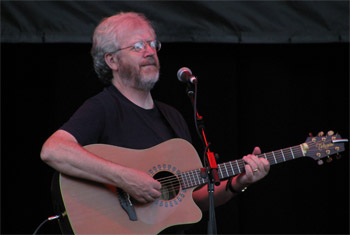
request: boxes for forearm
[193,175,248,211]
[40,130,126,187]
[193,151,270,211]
[41,130,162,203]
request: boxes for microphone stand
[186,82,220,235]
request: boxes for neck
[112,78,154,109]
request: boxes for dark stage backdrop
[2,1,349,43]
[1,42,349,234]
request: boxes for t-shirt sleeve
[60,97,105,146]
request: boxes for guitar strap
[154,101,192,143]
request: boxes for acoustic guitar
[52,132,347,234]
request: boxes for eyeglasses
[115,40,161,53]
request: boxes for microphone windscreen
[177,67,192,82]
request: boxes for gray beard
[120,70,159,91]
[134,72,159,91]
[118,59,159,91]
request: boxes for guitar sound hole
[153,171,180,200]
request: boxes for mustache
[140,56,159,67]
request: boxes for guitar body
[57,139,203,234]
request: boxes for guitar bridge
[116,188,137,221]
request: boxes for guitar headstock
[303,131,347,165]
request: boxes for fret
[299,145,305,156]
[196,169,205,185]
[229,161,235,176]
[238,160,245,173]
[188,171,194,187]
[218,166,223,179]
[290,147,295,159]
[179,174,187,188]
[191,171,198,187]
[188,171,195,187]
[194,169,199,184]
[180,173,188,189]
[223,164,228,178]
[217,164,229,179]
[195,169,202,185]
[282,148,292,161]
[235,160,241,173]
[265,152,276,165]
[193,170,200,186]
[183,172,188,187]
[272,151,277,163]
[274,150,283,163]
[280,149,286,161]
[263,153,267,160]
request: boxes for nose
[143,43,156,57]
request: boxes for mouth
[140,63,159,71]
[141,64,156,67]
[140,57,158,68]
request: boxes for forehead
[117,20,156,45]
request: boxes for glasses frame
[114,40,161,53]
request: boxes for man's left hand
[236,147,270,186]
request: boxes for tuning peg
[326,156,333,163]
[318,131,324,137]
[327,130,334,136]
[317,160,324,165]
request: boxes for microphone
[177,67,197,84]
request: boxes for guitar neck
[179,144,305,190]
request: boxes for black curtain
[2,1,349,43]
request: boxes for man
[40,11,270,231]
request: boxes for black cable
[193,82,204,147]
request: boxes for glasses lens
[151,40,161,51]
[133,41,145,52]
[131,40,161,52]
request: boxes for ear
[104,52,119,71]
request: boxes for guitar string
[157,148,333,193]
[155,138,341,192]
[159,140,336,188]
[166,140,335,185]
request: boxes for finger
[246,155,262,169]
[252,146,261,155]
[261,158,270,172]
[243,155,258,173]
[243,164,254,179]
[141,196,154,203]
[152,180,162,191]
[135,196,148,204]
[150,188,162,199]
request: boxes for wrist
[226,176,248,194]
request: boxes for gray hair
[91,12,155,84]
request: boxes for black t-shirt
[60,85,191,148]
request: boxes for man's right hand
[119,168,162,204]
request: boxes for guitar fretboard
[179,144,305,189]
